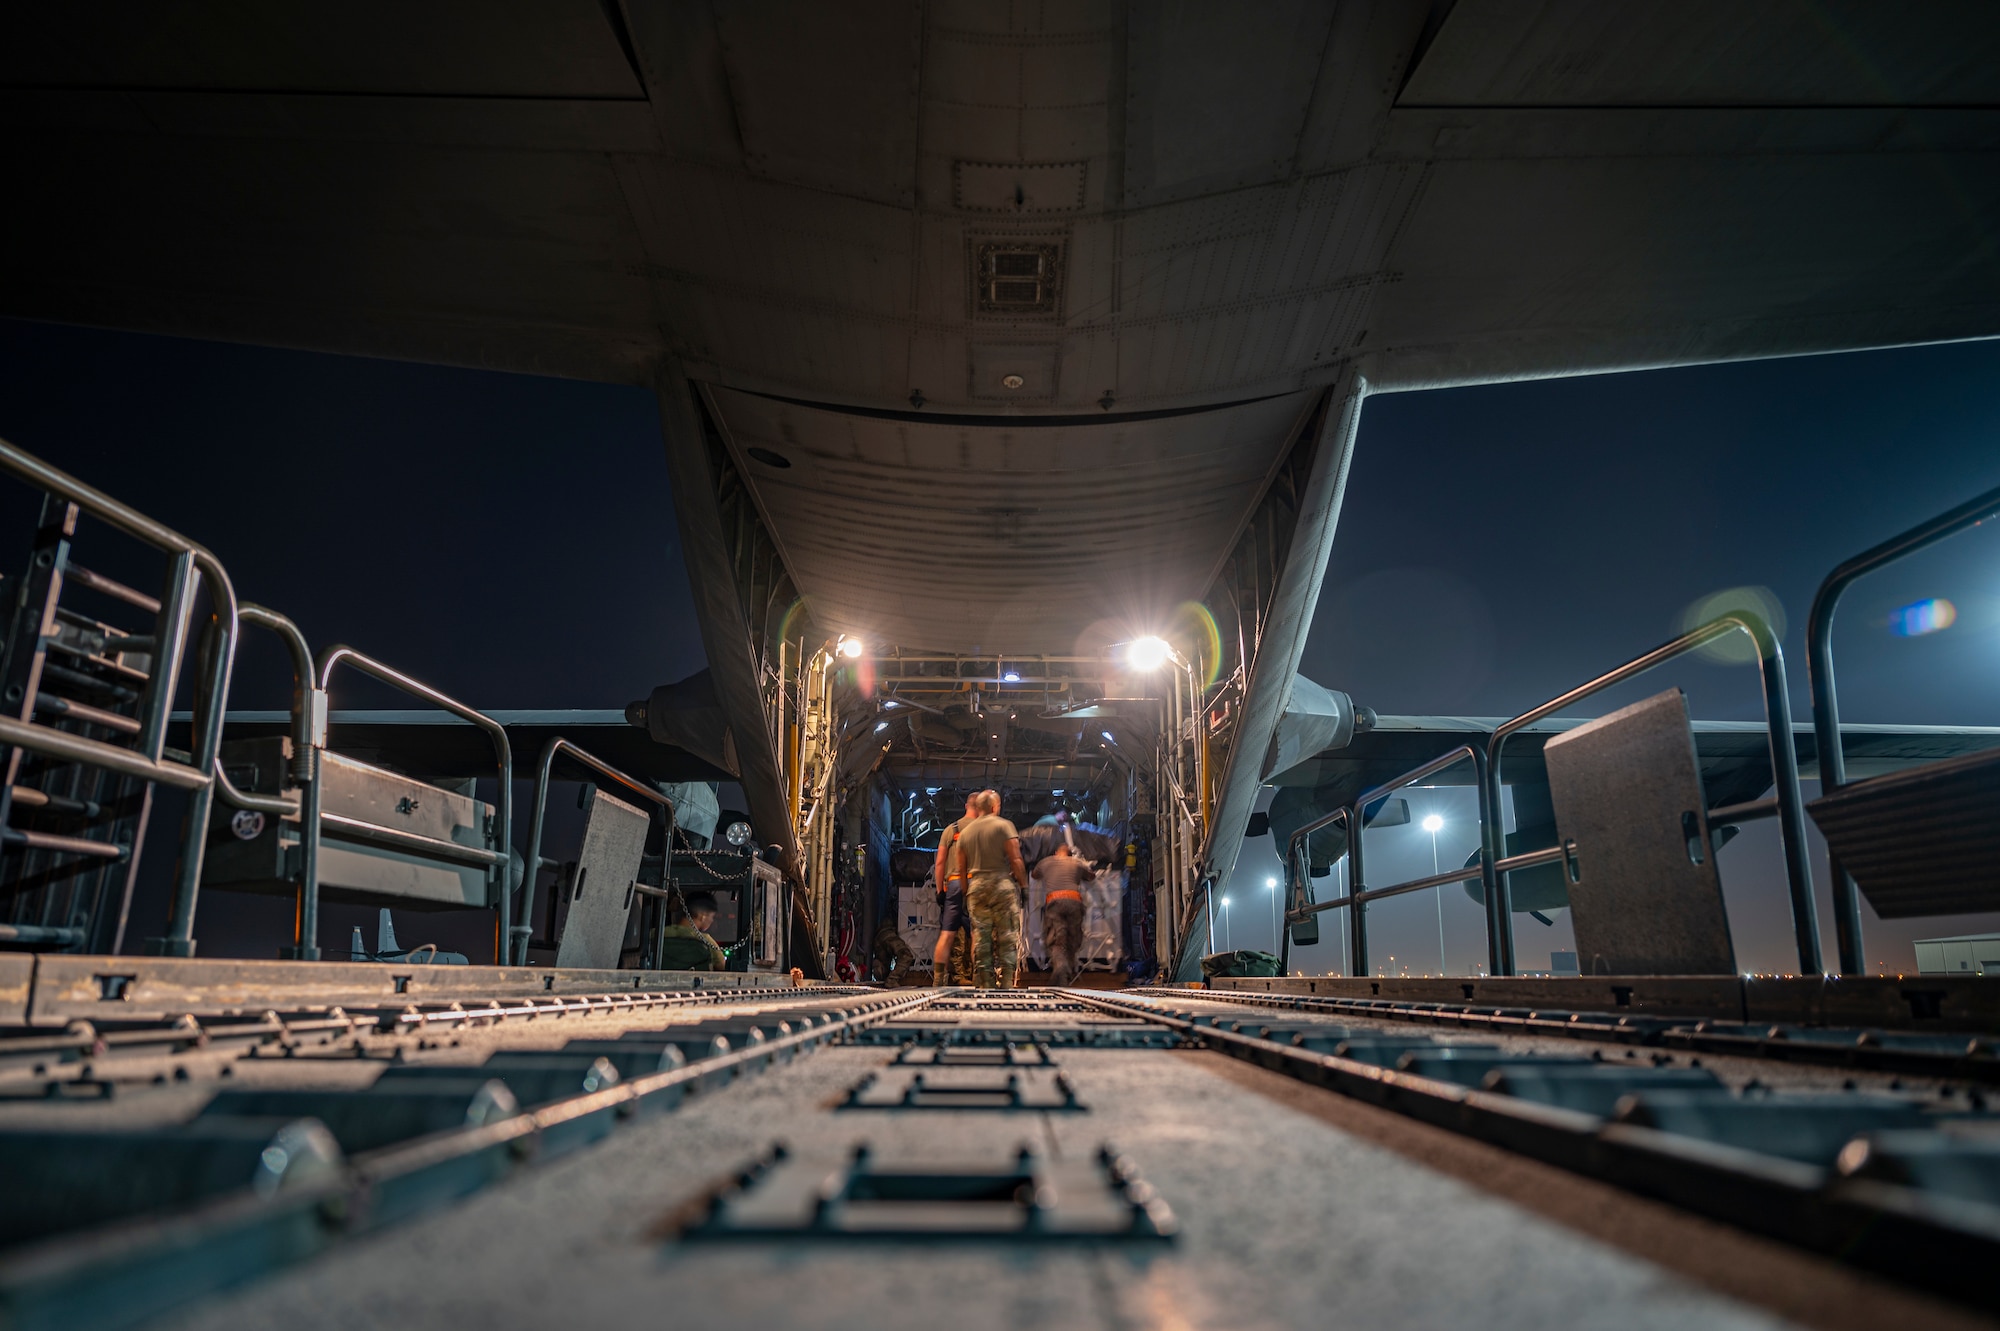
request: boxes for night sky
[3,317,1996,972]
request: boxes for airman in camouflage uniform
[958,790,1027,988]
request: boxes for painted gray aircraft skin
[4,2,1999,922]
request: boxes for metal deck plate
[1545,690,1736,975]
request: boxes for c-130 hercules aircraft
[2,3,2000,1328]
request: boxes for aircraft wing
[1266,714,2000,860]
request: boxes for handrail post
[1748,616,1820,975]
[1479,747,1513,976]
[134,552,197,763]
[151,552,242,957]
[1807,483,2000,976]
[1347,810,1366,977]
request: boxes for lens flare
[1890,597,1957,637]
[1678,585,1787,664]
[1168,600,1224,686]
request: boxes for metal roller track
[1136,986,2000,1083]
[9,982,2000,1326]
[1077,988,2000,1309]
[0,984,922,1331]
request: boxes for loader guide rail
[1078,987,2000,1308]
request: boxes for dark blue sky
[1302,342,2000,729]
[3,318,1997,970]
[0,318,707,714]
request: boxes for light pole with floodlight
[1266,875,1281,953]
[1422,812,1446,975]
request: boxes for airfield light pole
[1220,895,1232,951]
[1423,812,1447,975]
[1266,875,1280,953]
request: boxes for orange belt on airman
[1045,889,1083,902]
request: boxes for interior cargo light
[874,721,890,733]
[837,636,865,658]
[1126,636,1171,671]
[1101,731,1115,742]
[1002,671,1021,682]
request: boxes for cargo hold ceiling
[702,385,1316,656]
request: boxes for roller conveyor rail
[1083,987,2000,1306]
[0,981,906,1327]
[5,982,1999,1326]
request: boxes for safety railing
[300,647,512,962]
[1483,610,1816,977]
[1808,481,2000,975]
[1282,609,1817,978]
[1281,747,1498,977]
[0,438,243,957]
[209,605,315,820]
[514,737,676,966]
[154,606,317,957]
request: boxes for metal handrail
[1278,612,1815,980]
[0,438,244,958]
[209,606,319,820]
[318,812,510,867]
[1279,748,1490,977]
[1807,482,2000,976]
[1351,745,1486,977]
[242,606,318,787]
[514,737,676,966]
[302,646,512,962]
[1482,610,1816,977]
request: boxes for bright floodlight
[1126,636,1172,670]
[837,636,865,658]
[1422,814,1444,833]
[1002,670,1021,682]
[1220,895,1231,907]
[1265,877,1278,888]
